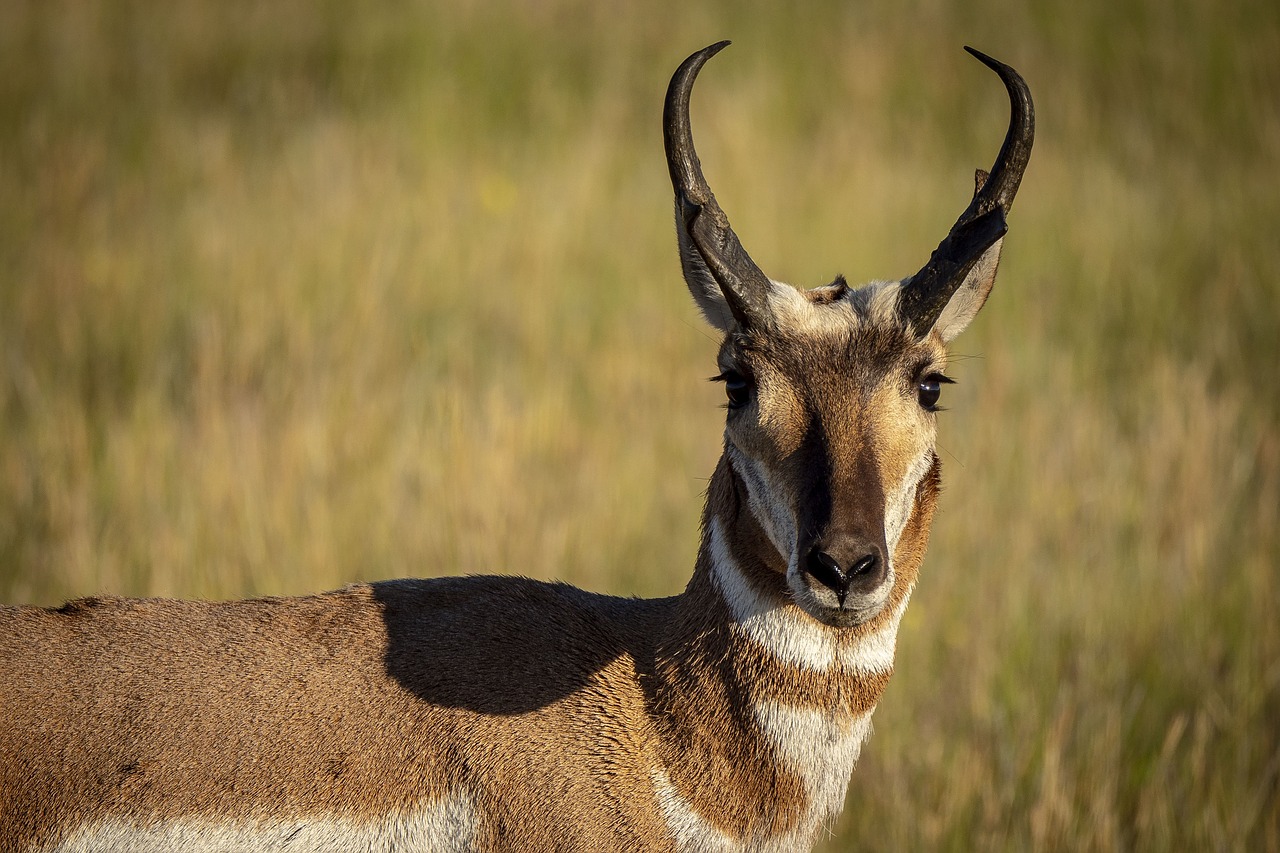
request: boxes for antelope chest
[753,700,876,830]
[651,702,875,853]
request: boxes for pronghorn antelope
[0,42,1033,852]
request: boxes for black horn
[898,48,1035,337]
[664,41,774,327]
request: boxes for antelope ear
[931,240,1002,342]
[675,201,736,332]
[931,169,1003,343]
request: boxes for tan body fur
[0,41,1031,853]
[0,454,937,852]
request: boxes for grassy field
[2,0,1277,848]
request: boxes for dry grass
[2,0,1277,848]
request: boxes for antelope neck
[644,455,905,843]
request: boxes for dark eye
[917,373,954,411]
[715,370,753,410]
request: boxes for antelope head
[666,42,1033,628]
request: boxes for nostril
[849,553,879,577]
[802,547,886,607]
[805,550,847,597]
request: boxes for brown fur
[0,448,939,850]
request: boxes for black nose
[802,548,882,605]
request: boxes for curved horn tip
[696,40,733,61]
[664,40,735,209]
[664,38,775,329]
[962,46,1034,104]
[963,45,1003,69]
[671,41,732,83]
[962,45,1025,80]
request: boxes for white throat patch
[707,517,912,674]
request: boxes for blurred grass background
[1,0,1277,848]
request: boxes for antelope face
[665,42,1033,627]
[714,282,947,626]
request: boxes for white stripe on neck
[754,703,875,843]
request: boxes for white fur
[762,278,906,336]
[654,698,876,852]
[651,768,740,853]
[838,586,913,674]
[709,518,910,678]
[691,266,905,338]
[785,559,895,623]
[764,281,855,334]
[44,793,479,853]
[753,703,875,845]
[709,517,837,672]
